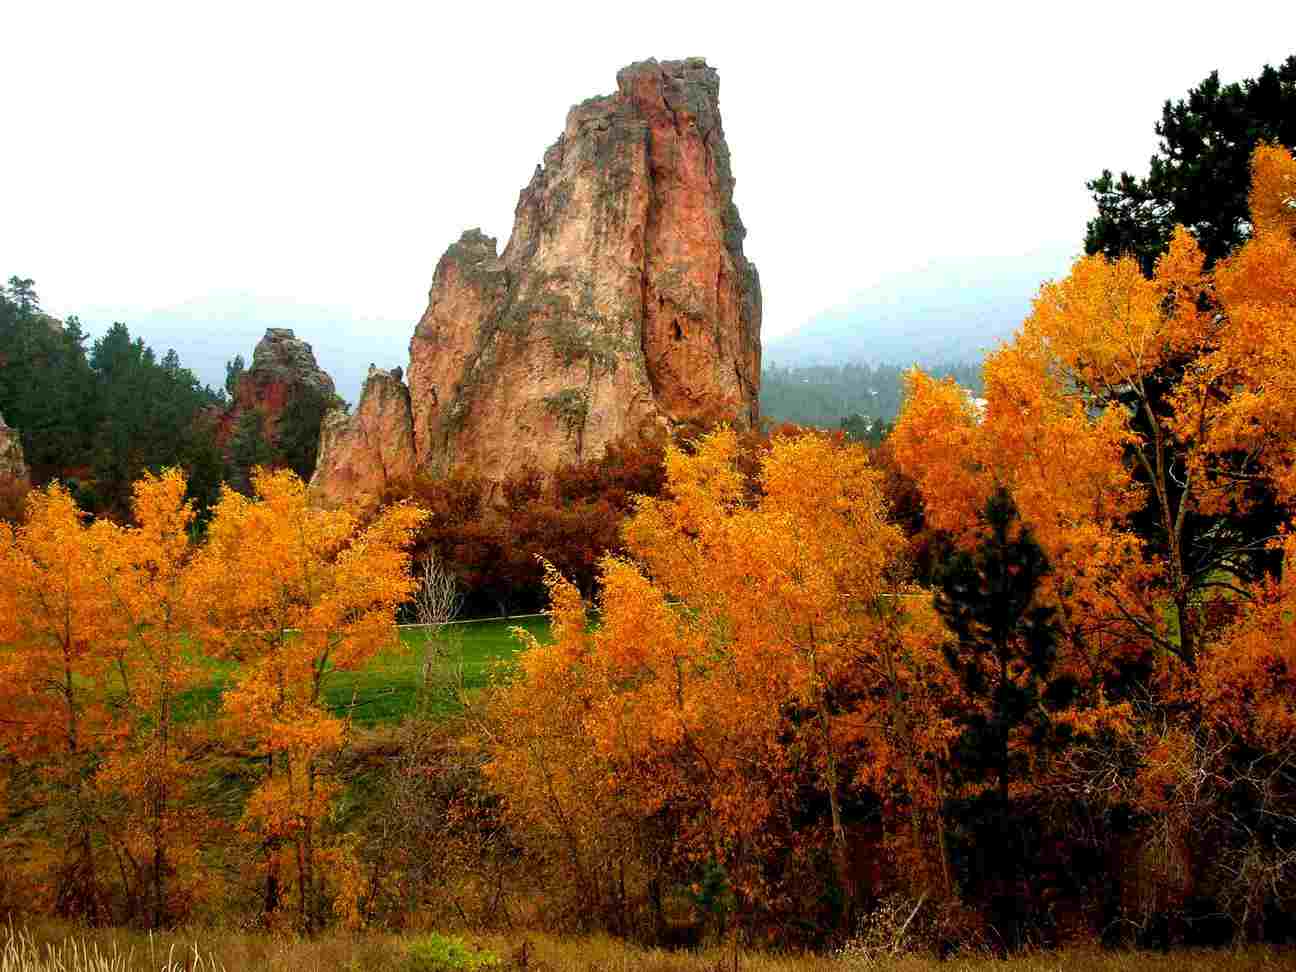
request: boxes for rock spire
[313,57,761,500]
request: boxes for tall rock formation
[313,56,761,501]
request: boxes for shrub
[403,933,500,972]
[837,893,987,965]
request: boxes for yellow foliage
[1249,141,1296,238]
[490,430,957,908]
[192,467,426,929]
[1176,146,1296,506]
[0,466,429,928]
[889,370,987,542]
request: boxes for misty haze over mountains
[763,246,1077,367]
[70,245,1078,408]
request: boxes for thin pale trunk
[263,636,288,921]
[296,831,309,931]
[113,843,140,924]
[530,735,597,919]
[300,761,317,932]
[264,855,281,918]
[810,647,852,923]
[933,758,953,896]
[151,677,171,930]
[879,618,928,875]
[61,636,99,919]
[1141,399,1196,668]
[64,654,79,756]
[820,703,847,853]
[822,713,852,907]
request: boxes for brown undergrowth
[2,925,1291,972]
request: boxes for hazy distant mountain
[66,247,1077,412]
[765,248,1077,367]
[74,295,411,407]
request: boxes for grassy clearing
[174,617,551,726]
[2,924,1291,972]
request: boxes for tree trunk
[998,649,1011,807]
[934,759,954,897]
[815,670,853,927]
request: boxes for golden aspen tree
[892,146,1296,939]
[490,430,957,933]
[887,371,989,543]
[893,226,1228,673]
[1174,144,1296,503]
[1188,144,1296,818]
[88,469,209,927]
[0,485,117,919]
[892,361,1143,751]
[189,468,426,930]
[486,565,653,934]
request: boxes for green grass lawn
[176,616,551,726]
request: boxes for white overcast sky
[4,1,1294,344]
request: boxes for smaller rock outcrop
[310,366,416,507]
[0,412,31,490]
[233,328,337,437]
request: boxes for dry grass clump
[0,924,222,971]
[1,923,1291,972]
[2,923,415,972]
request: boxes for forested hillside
[761,360,983,429]
[76,293,407,407]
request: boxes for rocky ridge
[313,57,761,501]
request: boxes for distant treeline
[760,360,984,429]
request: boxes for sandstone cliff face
[234,328,336,437]
[0,412,31,490]
[310,367,416,507]
[313,56,761,501]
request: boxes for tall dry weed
[0,923,223,972]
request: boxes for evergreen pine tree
[1085,56,1296,273]
[934,486,1059,804]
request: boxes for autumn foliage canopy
[484,145,1296,945]
[0,468,425,930]
[0,146,1294,950]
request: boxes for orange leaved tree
[87,468,210,927]
[189,468,426,930]
[892,144,1296,941]
[0,485,117,919]
[488,429,957,939]
[895,146,1296,681]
